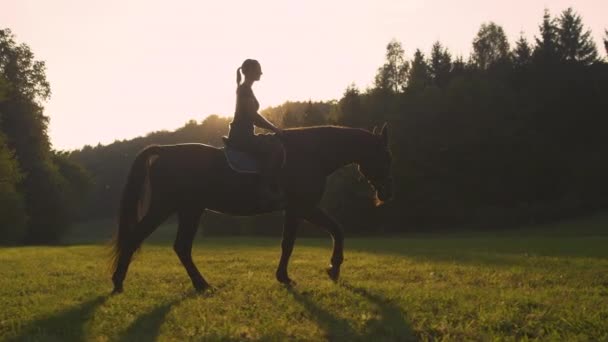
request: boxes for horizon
[3,0,607,150]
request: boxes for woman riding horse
[228,59,284,202]
[109,64,393,293]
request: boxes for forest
[1,8,607,243]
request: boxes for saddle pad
[223,146,260,173]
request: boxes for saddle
[222,136,286,174]
[222,137,260,173]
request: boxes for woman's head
[236,59,262,86]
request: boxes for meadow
[1,216,607,341]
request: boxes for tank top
[229,85,259,140]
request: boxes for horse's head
[358,123,393,205]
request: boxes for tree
[374,39,409,93]
[472,22,510,69]
[338,84,364,127]
[512,35,533,68]
[303,100,325,126]
[66,8,608,234]
[450,56,468,76]
[604,30,608,55]
[0,29,50,103]
[556,8,598,65]
[0,134,27,244]
[282,109,299,128]
[407,49,431,92]
[429,41,452,88]
[0,28,72,243]
[534,9,560,64]
[52,151,92,219]
[0,76,27,243]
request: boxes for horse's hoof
[326,265,340,282]
[280,280,297,288]
[194,283,212,293]
[111,287,123,295]
[276,273,296,286]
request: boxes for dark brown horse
[110,124,393,293]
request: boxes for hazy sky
[2,0,606,150]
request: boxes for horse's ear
[372,126,379,135]
[381,122,388,146]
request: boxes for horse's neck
[317,128,372,175]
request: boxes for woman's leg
[256,135,283,189]
[231,134,283,200]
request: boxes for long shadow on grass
[7,295,107,342]
[341,282,417,341]
[286,287,357,341]
[117,292,197,342]
[287,284,417,341]
[346,236,608,268]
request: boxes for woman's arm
[240,93,283,135]
[253,113,282,135]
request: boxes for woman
[228,59,284,202]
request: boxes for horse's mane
[283,125,374,155]
[284,125,367,133]
[283,126,374,150]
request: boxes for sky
[2,0,606,150]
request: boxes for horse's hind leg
[303,207,344,282]
[174,208,209,292]
[112,207,172,293]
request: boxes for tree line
[0,29,91,244]
[334,8,608,229]
[267,8,608,231]
[1,8,607,243]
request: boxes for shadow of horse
[287,283,417,341]
[117,291,200,342]
[341,282,417,341]
[286,286,357,340]
[7,295,107,342]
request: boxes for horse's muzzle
[377,184,393,202]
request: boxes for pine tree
[512,34,533,68]
[534,9,560,64]
[556,8,598,65]
[429,41,452,88]
[407,49,431,92]
[339,84,364,127]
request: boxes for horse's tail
[110,145,162,274]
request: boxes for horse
[110,124,393,293]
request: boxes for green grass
[1,217,608,341]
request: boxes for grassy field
[1,217,608,341]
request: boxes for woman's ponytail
[236,59,259,89]
[236,67,242,88]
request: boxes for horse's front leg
[303,207,344,282]
[276,209,301,285]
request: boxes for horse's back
[145,143,264,212]
[156,143,222,160]
[154,143,221,155]
[148,143,228,179]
